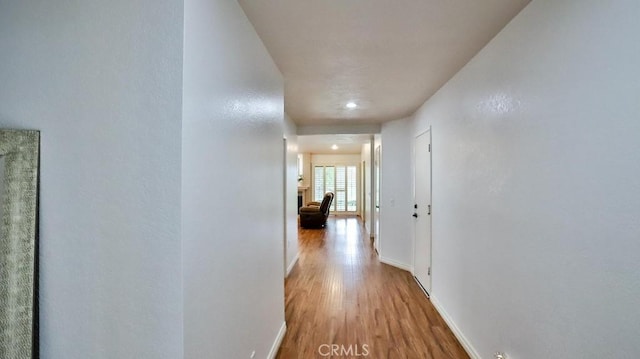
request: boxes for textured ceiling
[239,0,530,125]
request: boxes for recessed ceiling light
[331,144,339,150]
[346,102,357,109]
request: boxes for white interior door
[413,130,432,295]
[374,145,381,251]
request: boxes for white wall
[0,1,184,358]
[409,0,640,357]
[299,152,311,188]
[379,119,413,270]
[310,154,361,165]
[284,114,299,275]
[182,0,285,358]
[297,124,381,136]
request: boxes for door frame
[412,127,432,295]
[361,160,366,220]
[283,137,288,277]
[374,144,381,252]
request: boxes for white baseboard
[267,321,287,359]
[430,295,481,359]
[378,256,412,272]
[286,253,299,277]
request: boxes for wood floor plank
[277,216,469,359]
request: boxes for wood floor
[276,216,469,359]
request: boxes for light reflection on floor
[277,215,470,358]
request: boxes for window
[314,164,357,212]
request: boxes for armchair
[299,192,334,228]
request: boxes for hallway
[277,217,468,358]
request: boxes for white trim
[379,256,413,272]
[430,296,481,359]
[267,321,287,359]
[286,253,299,277]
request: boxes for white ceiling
[298,134,371,154]
[239,0,530,126]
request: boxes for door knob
[412,213,418,218]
